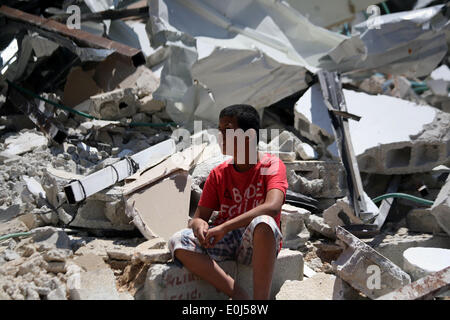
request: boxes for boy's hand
[191,218,209,247]
[204,225,227,248]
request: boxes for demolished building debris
[1,0,450,301]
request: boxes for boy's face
[218,116,257,164]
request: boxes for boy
[169,104,288,300]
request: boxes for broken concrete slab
[403,247,450,281]
[431,175,450,236]
[295,84,449,174]
[31,227,71,250]
[323,197,364,229]
[134,248,171,264]
[0,131,48,159]
[332,226,411,299]
[285,161,347,198]
[276,273,362,300]
[280,204,310,249]
[305,214,336,239]
[68,268,120,300]
[125,171,192,241]
[377,266,450,300]
[144,249,303,300]
[72,253,110,272]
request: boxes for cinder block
[285,161,347,198]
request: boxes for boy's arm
[204,188,284,248]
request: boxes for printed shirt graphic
[198,153,288,230]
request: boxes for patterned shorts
[169,215,282,267]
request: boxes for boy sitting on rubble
[169,104,288,300]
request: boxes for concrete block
[332,227,411,299]
[144,249,303,300]
[280,204,310,249]
[403,247,450,281]
[305,214,336,239]
[135,248,171,264]
[145,261,237,300]
[323,197,363,228]
[68,268,120,300]
[285,161,347,198]
[431,175,450,236]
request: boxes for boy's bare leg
[174,249,250,299]
[252,223,276,300]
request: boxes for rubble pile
[1,0,450,300]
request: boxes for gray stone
[280,204,310,249]
[42,249,73,262]
[305,214,336,239]
[68,268,120,300]
[3,249,20,261]
[135,248,171,264]
[31,227,71,250]
[47,286,67,300]
[332,227,411,299]
[275,273,361,300]
[323,198,363,228]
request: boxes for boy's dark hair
[219,104,260,141]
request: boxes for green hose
[0,231,33,243]
[372,193,434,206]
[381,2,390,14]
[5,80,177,128]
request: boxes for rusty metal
[377,266,450,300]
[0,5,145,67]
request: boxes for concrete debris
[276,273,362,300]
[1,0,450,302]
[295,83,449,174]
[280,204,311,249]
[67,268,120,300]
[332,226,411,299]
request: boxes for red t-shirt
[198,153,288,230]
